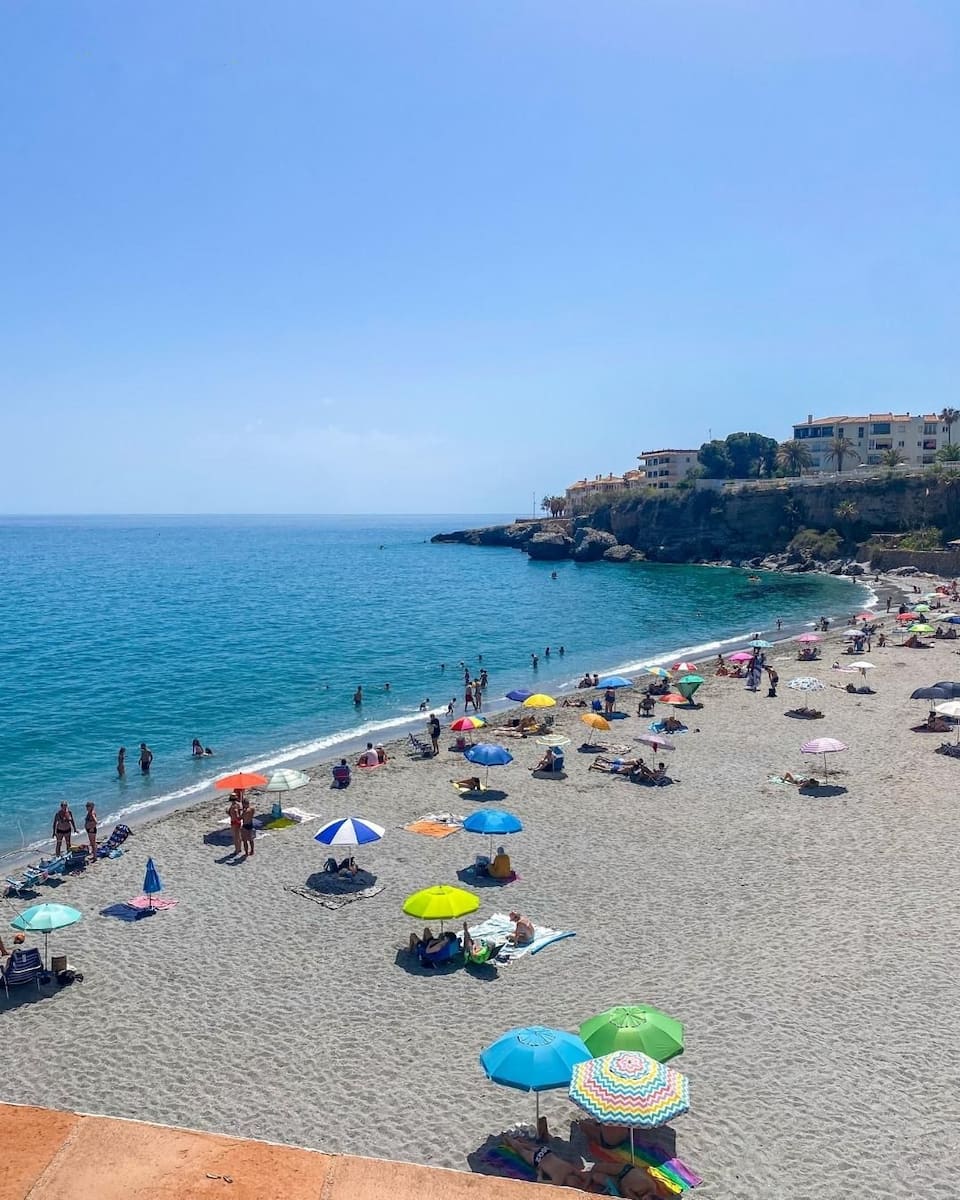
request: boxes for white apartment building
[792,413,950,469]
[636,449,699,489]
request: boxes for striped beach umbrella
[314,817,385,847]
[450,715,486,731]
[800,736,847,779]
[569,1051,690,1164]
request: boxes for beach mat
[404,814,463,837]
[468,912,574,962]
[284,876,384,910]
[457,865,519,887]
[127,896,178,910]
[585,1136,702,1194]
[471,1139,536,1183]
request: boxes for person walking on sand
[138,742,153,773]
[240,796,256,857]
[84,801,98,860]
[227,792,243,856]
[117,746,126,778]
[52,802,77,855]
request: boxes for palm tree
[936,443,960,463]
[880,448,905,467]
[825,434,860,474]
[776,439,813,477]
[939,407,959,445]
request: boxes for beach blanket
[468,912,575,962]
[586,1136,702,1194]
[476,1141,536,1183]
[404,812,463,837]
[127,896,178,910]
[649,721,687,734]
[284,881,384,910]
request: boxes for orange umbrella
[581,713,611,731]
[214,772,268,792]
[659,693,688,705]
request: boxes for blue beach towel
[468,912,575,962]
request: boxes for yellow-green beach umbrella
[523,693,556,708]
[909,623,935,634]
[403,884,479,930]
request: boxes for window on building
[867,454,881,465]
[857,426,865,439]
[871,422,891,434]
[898,441,905,447]
[923,423,937,435]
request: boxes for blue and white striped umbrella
[314,817,385,847]
[787,677,825,692]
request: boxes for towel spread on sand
[476,1142,536,1182]
[404,813,464,837]
[284,881,384,910]
[126,896,178,910]
[585,1137,702,1193]
[649,721,687,734]
[468,912,574,962]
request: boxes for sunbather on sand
[501,1133,663,1197]
[781,772,818,787]
[453,776,483,790]
[660,715,683,732]
[589,756,640,775]
[407,928,459,965]
[507,910,535,945]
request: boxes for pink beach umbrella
[796,633,821,644]
[728,651,753,663]
[637,733,675,752]
[800,737,848,780]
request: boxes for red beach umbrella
[659,693,688,705]
[214,772,268,792]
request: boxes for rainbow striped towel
[587,1138,702,1194]
[477,1141,536,1182]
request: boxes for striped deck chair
[2,947,43,996]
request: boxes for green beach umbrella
[677,674,703,702]
[914,603,931,614]
[909,623,935,634]
[580,1005,685,1063]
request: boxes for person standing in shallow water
[117,747,126,778]
[353,685,363,706]
[138,742,153,773]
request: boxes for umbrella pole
[630,1126,636,1167]
[535,1091,540,1128]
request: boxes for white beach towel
[468,912,575,963]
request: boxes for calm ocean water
[0,515,869,857]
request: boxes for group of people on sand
[502,1123,666,1198]
[407,911,533,968]
[590,756,669,784]
[226,791,256,857]
[52,800,98,859]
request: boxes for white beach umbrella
[265,769,310,793]
[935,700,960,742]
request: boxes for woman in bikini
[240,798,256,857]
[227,793,243,856]
[84,802,98,861]
[52,802,77,856]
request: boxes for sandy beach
[3,575,960,1199]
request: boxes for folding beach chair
[1,947,43,996]
[408,732,433,758]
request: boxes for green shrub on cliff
[899,526,943,551]
[788,527,841,559]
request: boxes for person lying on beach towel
[561,697,588,707]
[589,756,640,775]
[501,1133,665,1197]
[631,761,671,786]
[453,776,483,791]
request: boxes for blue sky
[1,1,957,513]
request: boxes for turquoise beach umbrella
[11,902,82,969]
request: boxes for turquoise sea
[0,515,870,857]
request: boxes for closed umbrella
[143,858,162,912]
[463,743,514,786]
[402,884,479,931]
[579,1005,684,1063]
[10,902,82,970]
[800,737,847,780]
[481,1026,592,1124]
[463,808,523,857]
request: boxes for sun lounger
[1,947,44,996]
[4,866,46,897]
[408,732,433,758]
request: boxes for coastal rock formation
[602,543,645,563]
[571,528,617,561]
[525,530,574,560]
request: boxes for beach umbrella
[856,662,876,670]
[463,742,513,786]
[948,616,960,625]
[214,771,268,793]
[896,612,919,622]
[659,693,688,705]
[569,1051,690,1165]
[481,1026,592,1124]
[788,677,825,692]
[142,858,162,912]
[679,674,704,685]
[750,639,772,649]
[522,693,556,708]
[402,884,479,931]
[728,651,752,663]
[264,769,310,811]
[935,700,960,741]
[841,629,861,639]
[676,681,701,702]
[579,1005,684,1063]
[463,808,523,858]
[672,661,699,673]
[796,633,821,644]
[909,624,935,635]
[314,817,385,847]
[856,612,874,621]
[915,603,931,614]
[645,666,672,678]
[581,712,611,732]
[10,902,82,970]
[930,682,960,698]
[800,736,848,779]
[535,734,571,748]
[597,676,633,689]
[505,689,534,703]
[637,733,675,752]
[450,716,486,732]
[910,685,951,702]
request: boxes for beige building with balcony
[792,413,950,469]
[636,449,699,489]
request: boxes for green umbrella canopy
[580,1005,684,1062]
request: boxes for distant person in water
[353,686,363,706]
[545,646,551,657]
[440,663,445,671]
[139,742,153,773]
[531,653,539,668]
[117,746,126,778]
[192,738,204,757]
[558,645,564,655]
[52,802,77,856]
[384,682,390,692]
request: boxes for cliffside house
[792,413,950,470]
[636,449,699,490]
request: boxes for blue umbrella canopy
[463,809,523,836]
[464,743,513,767]
[481,1026,592,1121]
[143,858,162,896]
[750,639,772,649]
[505,689,534,702]
[11,903,82,934]
[314,817,385,846]
[597,676,633,689]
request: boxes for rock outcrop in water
[432,472,960,566]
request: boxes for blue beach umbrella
[481,1026,592,1123]
[143,858,162,911]
[463,742,514,786]
[597,676,633,689]
[314,817,385,847]
[505,689,534,702]
[463,808,523,857]
[750,639,772,649]
[11,902,82,969]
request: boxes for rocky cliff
[432,473,960,564]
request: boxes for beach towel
[127,895,178,911]
[284,881,384,910]
[585,1136,702,1194]
[649,721,687,734]
[475,1141,537,1183]
[468,912,575,962]
[404,812,463,837]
